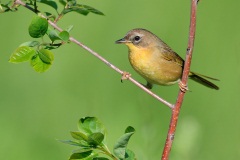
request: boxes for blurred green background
[0,0,239,159]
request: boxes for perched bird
[115,28,219,91]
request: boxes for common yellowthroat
[116,28,219,90]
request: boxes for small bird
[115,28,219,91]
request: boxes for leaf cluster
[4,0,104,72]
[9,15,70,72]
[61,117,136,160]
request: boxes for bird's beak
[115,37,130,44]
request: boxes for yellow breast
[127,43,182,85]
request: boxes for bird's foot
[121,72,131,82]
[143,82,153,89]
[178,81,189,93]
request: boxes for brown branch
[161,0,199,159]
[14,0,174,109]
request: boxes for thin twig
[161,0,199,159]
[14,0,174,109]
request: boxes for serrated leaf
[59,31,69,42]
[9,46,35,63]
[38,48,54,64]
[88,132,104,146]
[37,0,58,11]
[78,117,106,137]
[28,16,48,38]
[71,131,88,141]
[113,126,135,159]
[30,52,53,73]
[19,41,40,47]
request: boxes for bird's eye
[134,36,141,42]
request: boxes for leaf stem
[98,146,118,160]
[54,13,64,23]
[33,0,38,13]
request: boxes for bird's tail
[189,71,219,90]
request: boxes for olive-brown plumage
[116,28,219,90]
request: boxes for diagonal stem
[161,0,199,159]
[14,0,174,109]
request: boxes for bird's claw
[178,81,189,93]
[121,72,131,83]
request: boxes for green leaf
[37,0,58,11]
[59,0,66,6]
[19,41,40,47]
[47,29,69,42]
[66,0,77,7]
[93,157,109,160]
[28,16,48,38]
[30,49,54,72]
[78,117,106,136]
[88,132,104,146]
[69,150,98,160]
[125,126,135,134]
[38,48,54,64]
[59,31,69,42]
[125,149,135,160]
[113,126,135,159]
[47,29,61,42]
[44,12,56,21]
[59,140,84,147]
[62,4,104,16]
[62,6,88,16]
[79,5,104,16]
[31,54,50,72]
[9,46,35,63]
[44,43,62,50]
[71,131,88,141]
[69,150,92,160]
